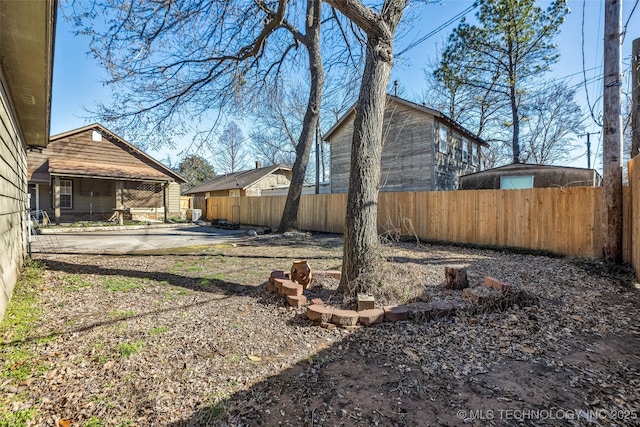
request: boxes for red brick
[430,300,458,318]
[463,286,501,304]
[310,298,324,306]
[484,277,511,293]
[358,308,385,326]
[270,270,285,285]
[326,270,341,280]
[273,278,290,294]
[281,281,303,296]
[331,309,360,327]
[306,305,333,323]
[287,294,307,307]
[384,305,409,322]
[314,270,342,280]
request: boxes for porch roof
[48,158,171,182]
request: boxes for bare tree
[70,0,328,234]
[519,82,584,165]
[249,81,308,169]
[323,0,408,296]
[213,122,248,173]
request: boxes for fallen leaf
[247,355,261,362]
[58,419,71,427]
[520,346,535,354]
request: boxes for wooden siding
[244,170,291,196]
[205,185,635,259]
[168,182,181,215]
[328,99,481,193]
[433,122,481,190]
[0,71,27,320]
[31,128,169,179]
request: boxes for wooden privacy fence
[206,156,640,272]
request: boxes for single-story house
[184,163,292,198]
[0,0,56,320]
[458,163,603,190]
[323,94,489,193]
[27,124,186,224]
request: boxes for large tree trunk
[337,35,395,294]
[277,0,324,233]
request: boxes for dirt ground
[2,233,640,426]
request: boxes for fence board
[204,184,630,260]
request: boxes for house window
[91,130,102,142]
[60,179,73,208]
[438,125,448,153]
[461,138,468,162]
[500,176,534,189]
[471,143,478,165]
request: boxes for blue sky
[51,0,639,170]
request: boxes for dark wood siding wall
[47,129,168,172]
[0,70,27,320]
[433,119,481,190]
[328,100,481,193]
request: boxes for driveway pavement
[30,225,247,254]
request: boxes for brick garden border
[266,266,524,328]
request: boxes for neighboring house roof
[184,164,292,194]
[322,94,489,147]
[28,123,186,183]
[0,0,56,148]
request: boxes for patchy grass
[60,273,93,292]
[0,259,49,424]
[108,310,136,318]
[149,326,168,335]
[0,408,38,427]
[101,277,144,292]
[116,341,144,358]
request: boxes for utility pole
[602,0,623,262]
[632,38,639,158]
[315,121,320,194]
[579,132,599,168]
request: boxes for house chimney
[255,161,262,169]
[393,80,398,96]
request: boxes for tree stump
[444,265,469,290]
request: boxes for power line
[622,0,639,42]
[396,4,477,57]
[582,0,603,127]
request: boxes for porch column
[163,182,169,223]
[53,176,60,225]
[115,181,123,208]
[35,184,40,217]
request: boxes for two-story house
[323,94,488,193]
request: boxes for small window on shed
[91,130,102,142]
[500,176,534,189]
[438,125,448,153]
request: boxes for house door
[28,184,39,214]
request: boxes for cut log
[444,265,469,290]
